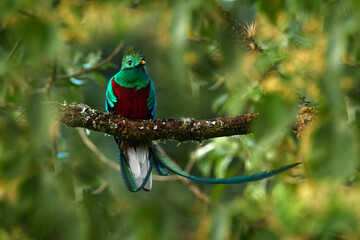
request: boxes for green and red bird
[105,47,300,192]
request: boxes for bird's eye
[128,61,132,66]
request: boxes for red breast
[111,78,152,120]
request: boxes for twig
[151,144,210,202]
[180,178,211,203]
[18,9,37,18]
[0,103,20,109]
[7,10,36,63]
[92,181,108,195]
[45,58,57,95]
[209,76,226,90]
[77,128,120,171]
[343,61,360,68]
[152,175,180,181]
[6,34,24,62]
[185,144,202,173]
[57,42,123,80]
[60,103,257,142]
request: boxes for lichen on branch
[58,103,315,141]
[59,103,257,142]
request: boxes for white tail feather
[143,157,152,191]
[127,143,152,191]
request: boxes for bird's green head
[121,47,146,70]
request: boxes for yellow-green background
[1,0,360,239]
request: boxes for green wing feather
[105,77,117,112]
[147,80,156,118]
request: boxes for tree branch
[58,102,315,142]
[56,42,123,80]
[77,128,120,170]
[59,103,257,142]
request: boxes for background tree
[1,0,360,239]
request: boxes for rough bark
[58,101,316,141]
[59,103,257,142]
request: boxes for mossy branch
[59,103,257,142]
[58,103,315,141]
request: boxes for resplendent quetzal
[105,47,300,192]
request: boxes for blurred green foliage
[1,0,360,239]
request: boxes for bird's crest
[123,47,143,59]
[121,47,145,69]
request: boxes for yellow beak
[140,60,146,65]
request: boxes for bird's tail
[117,139,153,192]
[150,144,301,184]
